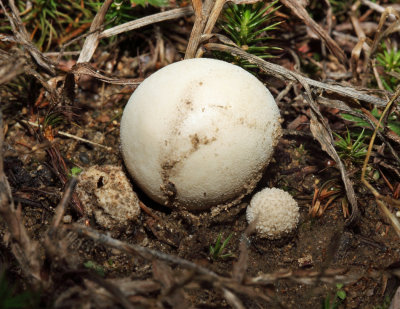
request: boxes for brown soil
[1,2,400,308]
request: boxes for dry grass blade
[45,144,84,215]
[232,0,261,4]
[302,86,359,225]
[0,49,27,85]
[23,120,112,151]
[363,7,400,76]
[222,288,245,309]
[317,97,400,164]
[248,268,360,285]
[0,112,42,285]
[280,0,347,64]
[361,86,400,236]
[77,0,113,63]
[48,178,77,237]
[185,0,214,59]
[204,43,386,106]
[43,177,78,267]
[71,224,219,278]
[0,0,55,75]
[71,63,142,85]
[203,0,227,35]
[100,7,193,39]
[361,0,397,21]
[0,0,55,74]
[152,261,188,309]
[232,222,256,283]
[83,273,135,309]
[350,37,366,80]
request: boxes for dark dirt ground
[1,1,400,308]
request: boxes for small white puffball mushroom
[246,188,299,239]
[121,58,281,211]
[76,165,141,230]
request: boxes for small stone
[63,215,72,224]
[79,152,90,165]
[298,254,313,268]
[75,165,141,230]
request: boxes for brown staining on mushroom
[189,133,217,151]
[160,160,179,204]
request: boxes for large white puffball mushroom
[246,188,299,239]
[121,58,281,211]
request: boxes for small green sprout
[43,111,64,129]
[83,260,106,277]
[335,283,346,301]
[341,108,400,137]
[322,283,347,309]
[0,270,39,309]
[218,1,281,68]
[209,232,234,260]
[69,166,82,178]
[87,0,167,28]
[373,295,392,309]
[327,0,354,18]
[376,44,400,92]
[333,129,367,163]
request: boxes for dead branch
[248,268,361,286]
[362,7,400,79]
[300,82,359,225]
[0,112,42,285]
[361,86,400,237]
[185,0,215,59]
[280,0,347,64]
[0,0,55,74]
[100,7,194,39]
[360,0,397,21]
[71,223,219,279]
[0,49,27,85]
[77,0,113,63]
[204,43,387,106]
[48,178,77,238]
[71,224,368,307]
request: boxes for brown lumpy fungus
[76,165,141,229]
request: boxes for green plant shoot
[333,129,368,162]
[219,1,281,67]
[209,232,233,260]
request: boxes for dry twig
[361,86,400,236]
[185,0,215,59]
[100,7,193,39]
[0,0,55,74]
[0,112,42,285]
[204,43,387,106]
[280,0,347,64]
[77,0,113,63]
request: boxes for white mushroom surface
[76,165,141,229]
[246,188,299,239]
[121,58,281,211]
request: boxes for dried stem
[0,112,42,285]
[77,0,113,63]
[71,224,219,278]
[100,7,193,39]
[204,43,386,106]
[185,0,215,59]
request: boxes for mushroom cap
[246,188,299,239]
[121,58,281,210]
